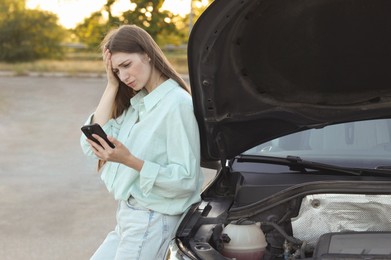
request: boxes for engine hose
[262,221,303,245]
[300,241,307,258]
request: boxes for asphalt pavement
[0,75,215,259]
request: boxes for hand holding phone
[81,123,115,148]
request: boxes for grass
[0,60,105,76]
[0,50,189,76]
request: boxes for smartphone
[81,123,115,148]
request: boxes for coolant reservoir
[222,220,267,260]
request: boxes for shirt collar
[130,79,177,112]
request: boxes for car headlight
[164,238,193,260]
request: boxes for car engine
[219,193,391,259]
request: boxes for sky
[26,0,193,29]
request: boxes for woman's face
[110,52,153,92]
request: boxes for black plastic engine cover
[314,232,391,259]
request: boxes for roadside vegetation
[0,49,189,76]
[0,0,210,76]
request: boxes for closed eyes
[122,62,132,68]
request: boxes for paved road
[0,76,215,260]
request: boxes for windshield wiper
[285,156,361,176]
[237,155,391,176]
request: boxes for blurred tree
[73,0,213,50]
[73,11,115,51]
[0,0,25,14]
[0,4,66,62]
[74,0,183,49]
[73,0,124,51]
[120,0,177,41]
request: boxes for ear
[143,53,151,62]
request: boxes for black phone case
[81,123,115,148]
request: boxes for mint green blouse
[80,79,204,215]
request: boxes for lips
[126,81,136,88]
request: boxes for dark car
[165,0,391,259]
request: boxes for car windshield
[243,118,391,169]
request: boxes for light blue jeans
[91,197,181,260]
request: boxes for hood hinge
[216,131,227,165]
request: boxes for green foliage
[120,0,178,43]
[74,0,182,49]
[0,6,67,62]
[73,0,214,50]
[73,12,115,52]
[0,0,214,62]
[0,0,26,14]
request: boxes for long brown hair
[100,24,190,119]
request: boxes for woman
[80,24,204,259]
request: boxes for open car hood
[188,0,391,161]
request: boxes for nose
[118,69,129,82]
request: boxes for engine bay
[178,171,391,260]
